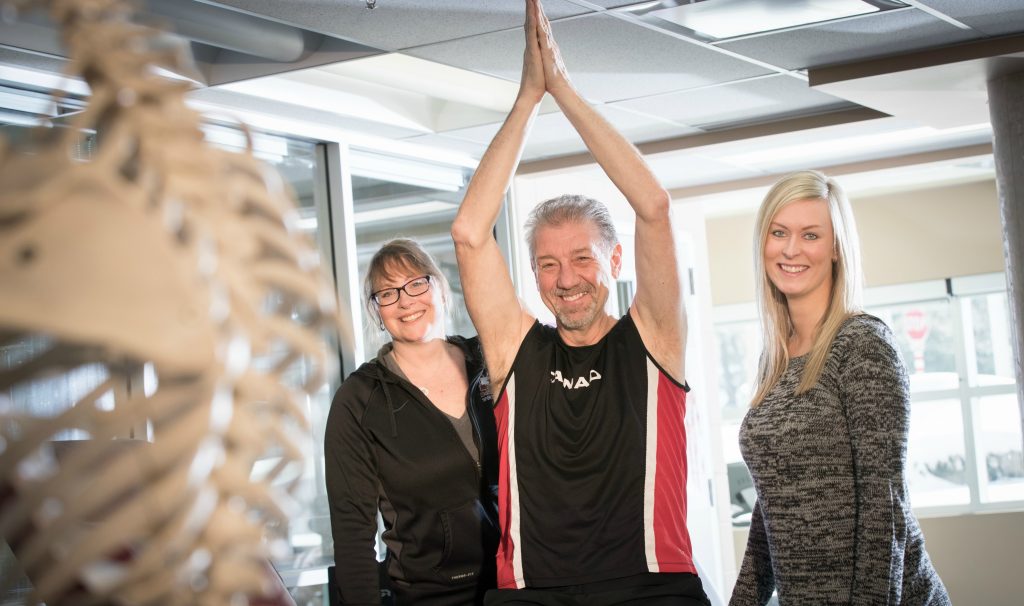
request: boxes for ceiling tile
[717,7,978,71]
[519,105,701,160]
[189,87,429,139]
[915,0,1024,37]
[615,74,854,130]
[692,116,992,174]
[412,120,497,146]
[206,0,592,51]
[596,106,705,144]
[429,104,700,161]
[581,1,655,7]
[409,13,771,102]
[399,133,490,158]
[646,152,763,191]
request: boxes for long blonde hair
[751,170,863,406]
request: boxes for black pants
[327,564,489,606]
[484,573,711,606]
[391,579,486,605]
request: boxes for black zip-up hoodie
[325,336,499,605]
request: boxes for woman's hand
[518,0,546,104]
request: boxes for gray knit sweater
[730,315,950,605]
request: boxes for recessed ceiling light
[719,122,991,167]
[650,0,886,40]
[354,200,458,224]
[351,151,466,192]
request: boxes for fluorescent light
[0,108,52,127]
[720,123,991,167]
[289,532,323,548]
[0,88,59,116]
[351,150,466,192]
[354,200,458,224]
[293,215,319,232]
[0,65,91,97]
[320,54,520,114]
[617,1,663,11]
[200,123,289,162]
[149,65,204,88]
[651,0,881,39]
[294,568,329,588]
[724,127,934,165]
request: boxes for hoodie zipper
[387,345,499,533]
[380,345,483,482]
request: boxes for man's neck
[557,313,617,347]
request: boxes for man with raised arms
[451,1,709,605]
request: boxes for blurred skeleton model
[0,0,341,604]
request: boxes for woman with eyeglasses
[325,238,499,605]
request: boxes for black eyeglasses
[371,275,432,307]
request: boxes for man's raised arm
[450,1,546,387]
[533,0,687,381]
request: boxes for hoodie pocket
[433,500,494,584]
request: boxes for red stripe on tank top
[652,370,696,572]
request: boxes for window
[715,274,1023,525]
[713,309,760,527]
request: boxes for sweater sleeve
[324,384,384,606]
[838,320,911,605]
[729,500,775,606]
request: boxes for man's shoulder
[625,306,686,384]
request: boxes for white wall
[706,179,1006,306]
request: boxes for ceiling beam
[809,34,1024,86]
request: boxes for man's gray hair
[524,194,619,259]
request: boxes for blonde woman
[729,171,950,605]
[325,239,499,605]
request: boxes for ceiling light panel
[650,0,884,40]
[716,7,976,71]
[350,151,467,192]
[912,0,1024,37]
[354,201,458,224]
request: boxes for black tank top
[492,313,696,588]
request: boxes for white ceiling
[1,0,1023,199]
